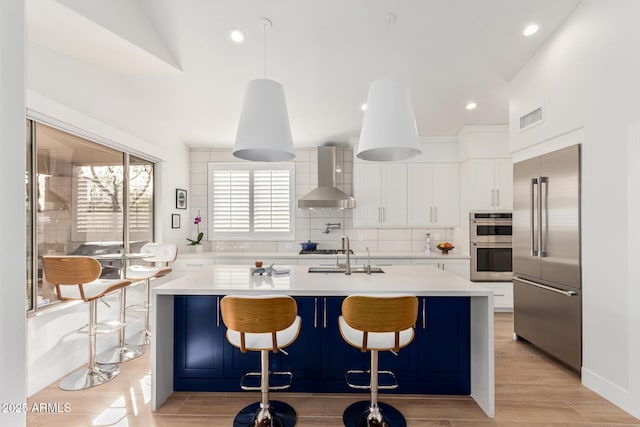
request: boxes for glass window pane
[36,123,124,306]
[129,155,154,245]
[26,120,33,311]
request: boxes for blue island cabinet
[173,295,470,394]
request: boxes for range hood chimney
[297,146,355,209]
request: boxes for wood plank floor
[27,313,640,426]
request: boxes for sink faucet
[365,246,371,275]
[341,235,351,275]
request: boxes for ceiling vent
[519,106,543,131]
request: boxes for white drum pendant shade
[357,77,421,161]
[233,79,295,162]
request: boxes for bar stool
[339,294,419,427]
[126,243,178,345]
[42,256,132,390]
[220,295,301,427]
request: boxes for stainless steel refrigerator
[512,144,581,371]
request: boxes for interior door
[540,144,581,289]
[512,156,541,279]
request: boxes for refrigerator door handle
[512,276,577,296]
[539,177,548,257]
[530,178,539,256]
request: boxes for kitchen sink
[308,266,384,274]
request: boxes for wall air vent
[519,106,543,131]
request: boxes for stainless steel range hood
[297,146,355,209]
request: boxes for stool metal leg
[59,300,120,390]
[127,278,152,346]
[343,350,407,427]
[233,349,297,427]
[142,278,151,344]
[97,287,144,364]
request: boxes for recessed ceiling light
[361,103,368,111]
[465,102,477,110]
[523,24,539,37]
[229,29,246,44]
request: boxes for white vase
[194,245,203,253]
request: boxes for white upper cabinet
[407,163,459,226]
[468,158,512,210]
[353,163,407,227]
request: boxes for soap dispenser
[425,231,431,255]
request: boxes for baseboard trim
[582,367,640,419]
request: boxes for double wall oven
[469,212,512,282]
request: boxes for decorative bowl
[436,244,454,254]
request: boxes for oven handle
[471,243,513,247]
[512,276,577,296]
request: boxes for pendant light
[356,14,421,162]
[233,18,295,162]
[356,76,421,161]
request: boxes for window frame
[208,161,296,241]
[26,117,157,313]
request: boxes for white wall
[0,1,27,425]
[509,0,640,418]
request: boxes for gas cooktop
[299,249,354,255]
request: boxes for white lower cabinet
[475,282,513,312]
[411,258,470,280]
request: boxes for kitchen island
[151,264,494,417]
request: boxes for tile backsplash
[189,147,455,254]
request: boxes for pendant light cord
[263,20,267,79]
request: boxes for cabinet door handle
[382,207,385,223]
[429,207,433,222]
[216,296,220,327]
[435,207,438,223]
[314,297,318,328]
[323,298,327,328]
[422,298,426,329]
[496,189,500,207]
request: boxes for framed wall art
[176,188,187,209]
[171,214,181,228]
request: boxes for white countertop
[154,264,488,297]
[178,250,470,260]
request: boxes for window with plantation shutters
[209,162,295,240]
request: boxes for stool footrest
[126,303,150,312]
[77,321,124,335]
[345,369,398,390]
[240,371,293,391]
